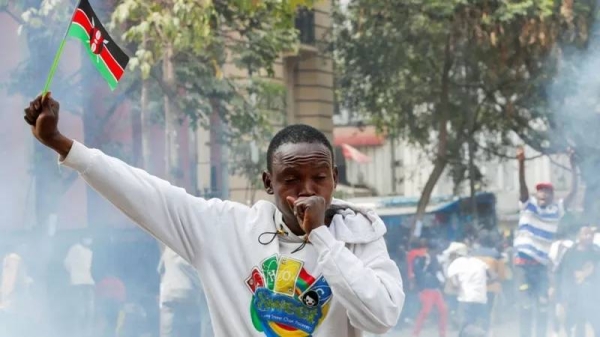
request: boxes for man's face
[262,142,338,227]
[536,188,554,207]
[579,227,594,247]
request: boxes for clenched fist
[286,196,327,236]
[24,93,72,157]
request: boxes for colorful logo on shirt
[245,254,332,337]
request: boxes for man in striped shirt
[514,146,578,337]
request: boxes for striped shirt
[514,196,564,265]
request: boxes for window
[295,8,315,45]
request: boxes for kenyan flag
[67,0,129,90]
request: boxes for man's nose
[298,180,317,197]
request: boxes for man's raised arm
[24,94,243,266]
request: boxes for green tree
[3,0,316,228]
[334,0,594,233]
[111,0,315,189]
[228,78,287,203]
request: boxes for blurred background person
[64,234,95,337]
[96,266,127,337]
[548,225,575,337]
[412,240,448,337]
[472,229,506,334]
[158,246,212,337]
[0,243,34,337]
[406,239,429,326]
[556,226,600,337]
[446,242,492,336]
[513,147,578,337]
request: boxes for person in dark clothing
[557,226,600,337]
[405,240,428,326]
[412,242,448,337]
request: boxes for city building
[194,2,335,203]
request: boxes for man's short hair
[266,124,334,172]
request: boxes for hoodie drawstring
[291,238,309,254]
[258,225,289,245]
[258,225,310,254]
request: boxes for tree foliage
[2,0,87,112]
[111,0,315,189]
[2,0,317,222]
[334,0,595,228]
[510,0,600,221]
[111,0,313,137]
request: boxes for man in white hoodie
[23,94,404,337]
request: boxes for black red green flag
[67,0,129,90]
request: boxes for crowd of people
[0,236,212,337]
[387,223,599,337]
[385,147,600,337]
[390,229,512,337]
[12,221,600,337]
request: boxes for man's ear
[333,166,339,189]
[262,171,274,195]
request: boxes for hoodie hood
[324,198,387,244]
[270,198,387,245]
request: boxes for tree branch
[474,139,543,161]
[547,155,575,173]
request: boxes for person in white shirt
[445,243,491,335]
[0,244,34,337]
[159,246,213,337]
[64,236,95,337]
[24,94,404,337]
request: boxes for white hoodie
[60,141,404,337]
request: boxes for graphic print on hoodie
[246,254,333,336]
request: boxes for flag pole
[41,0,82,98]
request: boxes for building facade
[194,2,335,204]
